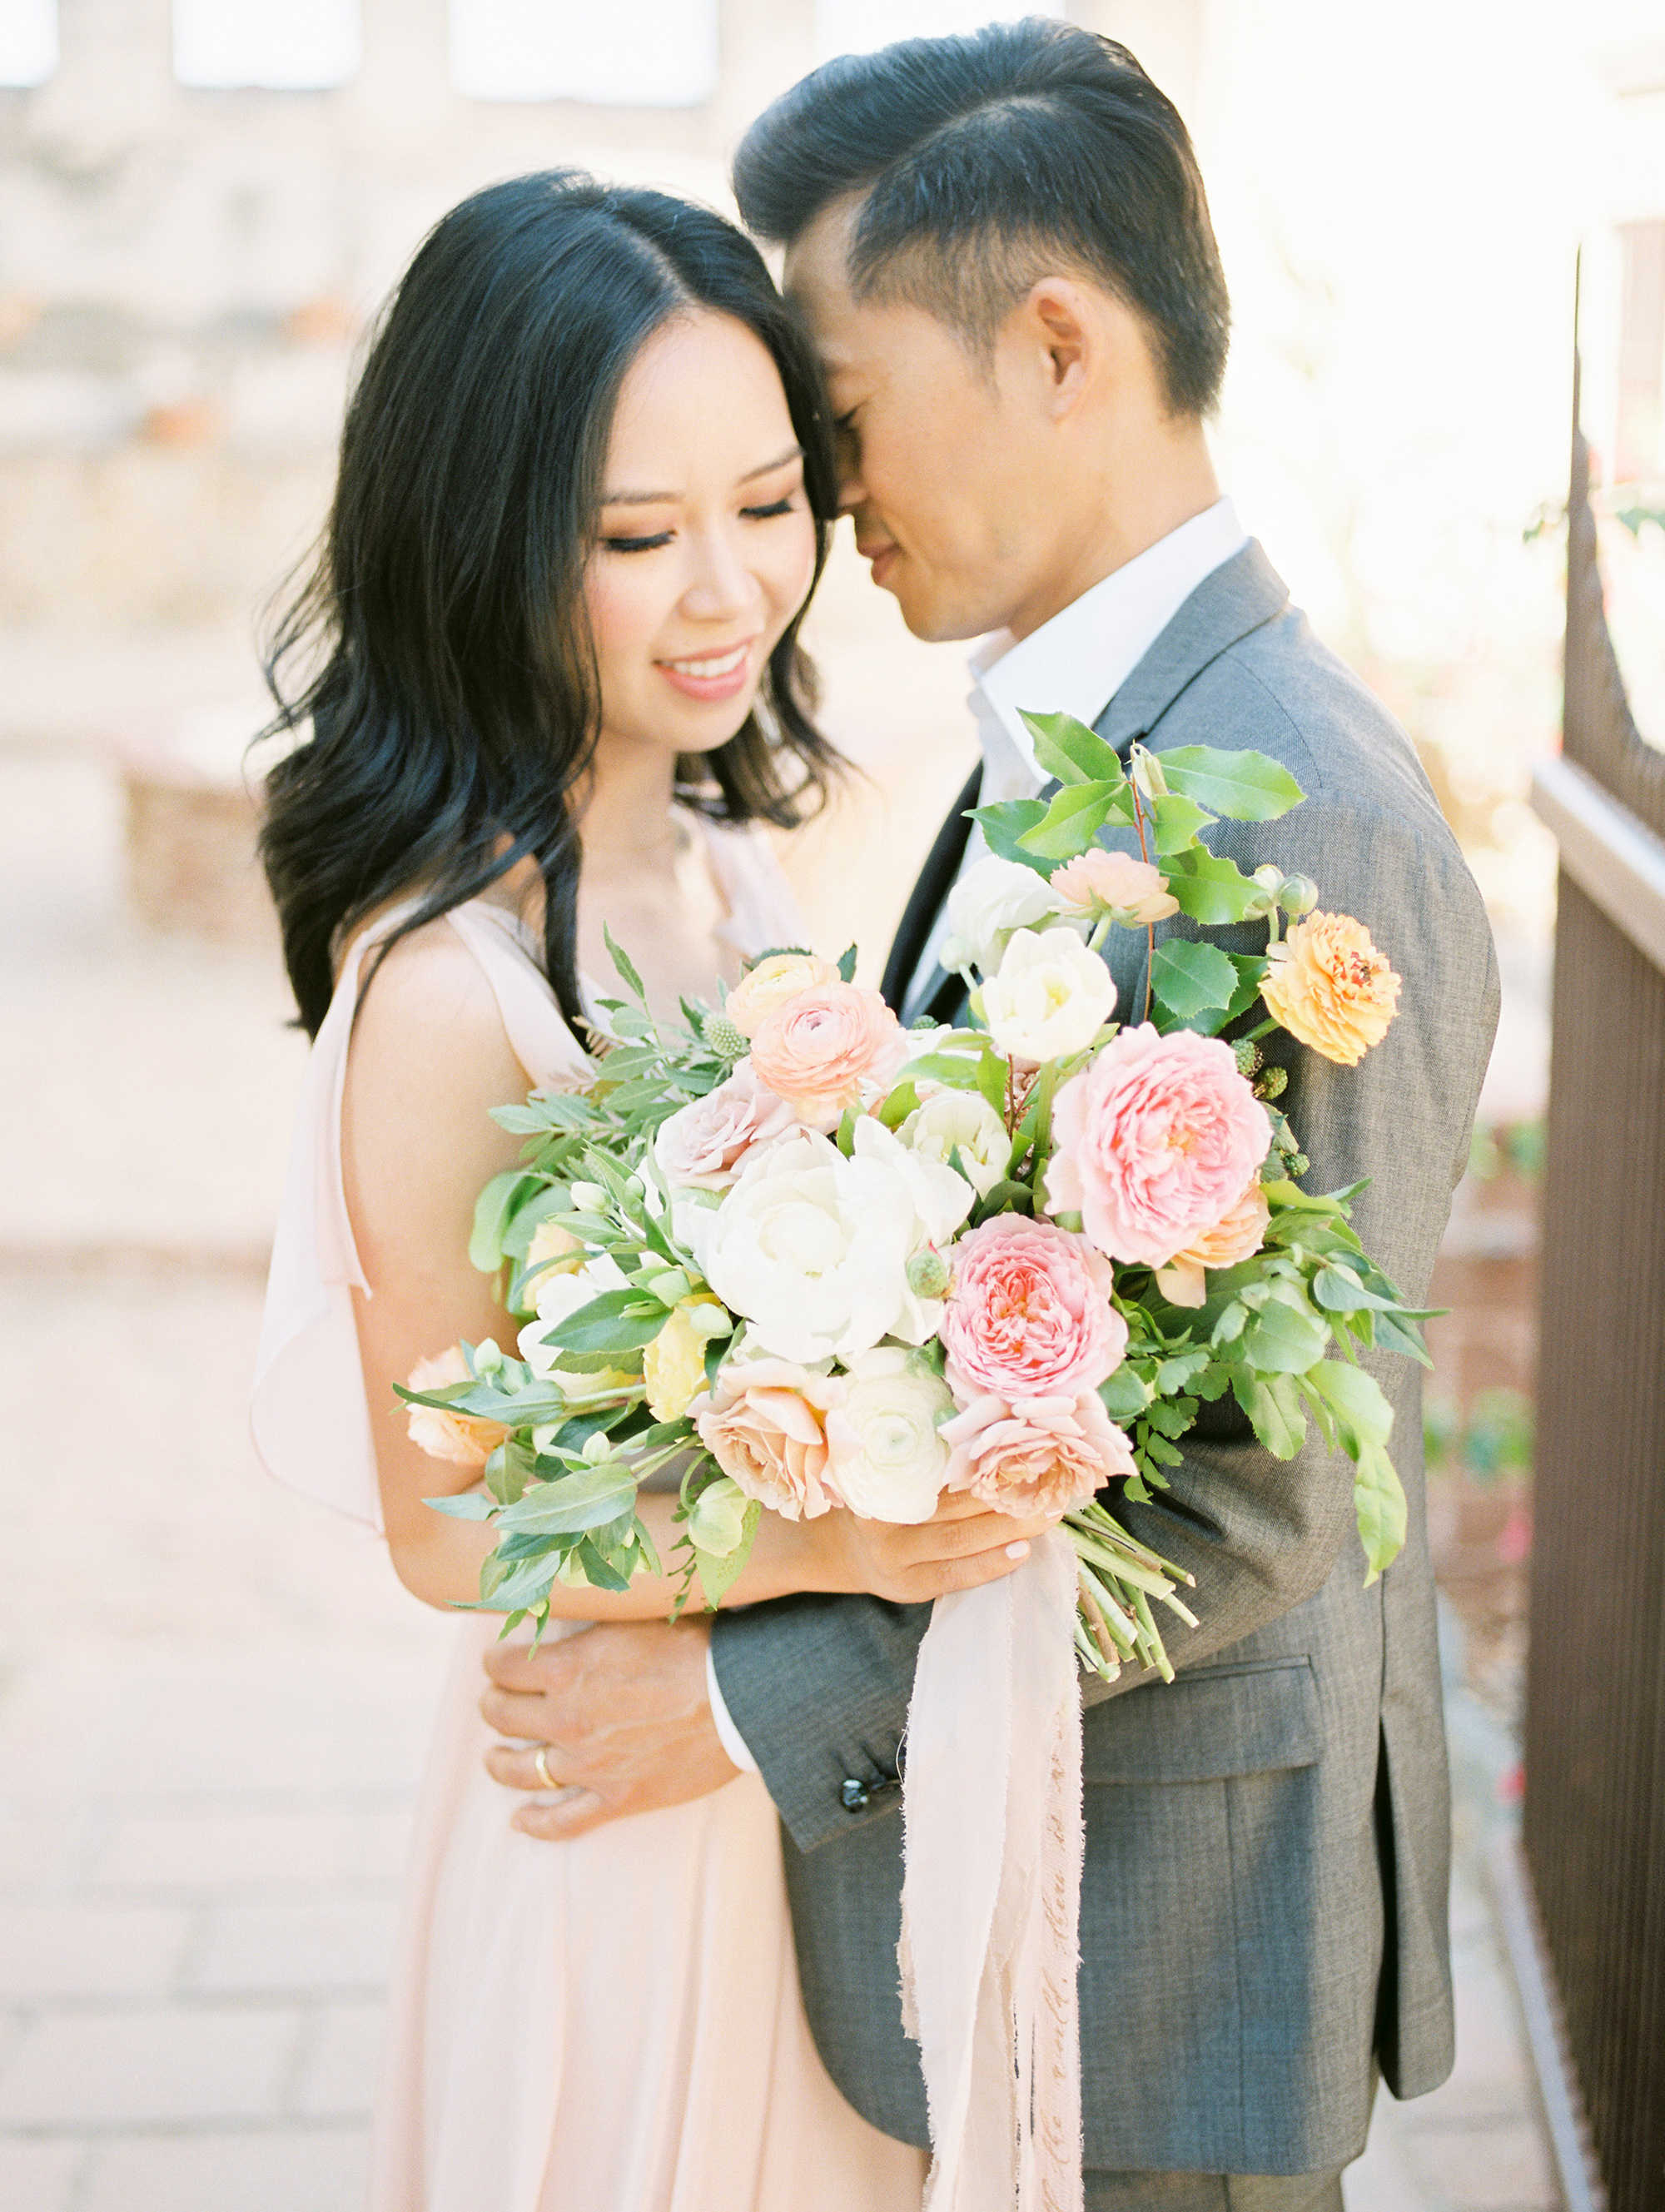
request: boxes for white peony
[824,1348,956,1524]
[981,926,1117,1065]
[940,855,1066,980]
[695,1121,974,1364]
[899,1087,1012,1197]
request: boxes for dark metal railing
[1521,346,1665,2212]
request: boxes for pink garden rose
[941,1389,1137,1518]
[653,1061,796,1190]
[748,983,907,1128]
[1049,848,1180,926]
[1153,1176,1272,1308]
[1046,1024,1271,1270]
[692,1360,842,1520]
[941,1215,1127,1405]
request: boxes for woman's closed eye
[740,495,798,520]
[602,529,673,554]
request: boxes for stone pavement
[0,719,1559,2211]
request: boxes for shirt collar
[967,495,1249,793]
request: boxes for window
[813,0,1061,65]
[450,0,718,107]
[0,0,57,87]
[172,0,360,91]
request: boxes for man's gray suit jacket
[710,542,1500,2177]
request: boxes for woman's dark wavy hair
[259,170,839,1039]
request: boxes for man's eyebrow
[599,445,804,505]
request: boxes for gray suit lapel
[1097,539,1290,758]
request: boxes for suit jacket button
[840,1777,870,1812]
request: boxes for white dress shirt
[902,495,1248,1018]
[707,495,1248,1771]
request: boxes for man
[481,24,1499,2207]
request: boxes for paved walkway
[0,723,1558,2211]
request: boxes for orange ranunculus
[405,1345,509,1467]
[1260,912,1401,1067]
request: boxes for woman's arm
[342,923,1056,1619]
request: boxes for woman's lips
[656,639,756,703]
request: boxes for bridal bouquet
[401,712,1429,1684]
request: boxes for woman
[251,174,1054,2212]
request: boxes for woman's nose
[679,526,759,620]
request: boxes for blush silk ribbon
[898,1527,1085,2212]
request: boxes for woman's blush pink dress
[251,823,927,2212]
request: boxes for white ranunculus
[698,1121,974,1364]
[981,926,1117,1065]
[824,1348,955,1524]
[942,855,1066,980]
[518,1256,634,1399]
[899,1088,1012,1197]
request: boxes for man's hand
[480,1617,739,1842]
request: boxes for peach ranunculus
[941,1215,1128,1406]
[1049,848,1180,927]
[1260,911,1402,1066]
[1046,1024,1271,1270]
[748,982,907,1129]
[405,1345,509,1468]
[940,1389,1137,1518]
[692,1359,843,1520]
[723,951,841,1039]
[653,1061,797,1191]
[1152,1176,1272,1308]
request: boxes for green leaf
[1354,1439,1409,1583]
[1149,938,1239,1019]
[542,1286,676,1355]
[1017,708,1127,788]
[837,944,857,983]
[494,1462,639,1538]
[877,1079,919,1130]
[1149,793,1212,854]
[603,924,647,1003]
[1307,1360,1394,1445]
[1157,746,1306,821]
[1237,1296,1330,1374]
[1173,952,1267,1038]
[971,799,1053,876]
[1313,1265,1403,1315]
[1231,1371,1307,1458]
[1163,848,1269,926]
[1099,1365,1151,1421]
[693,1501,761,1608]
[470,1171,539,1273]
[424,1491,497,1521]
[1016,781,1131,861]
[836,1108,857,1157]
[1369,1308,1434,1369]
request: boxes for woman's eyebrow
[599,445,804,506]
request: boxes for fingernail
[1005,1541,1029,1560]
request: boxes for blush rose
[653,1060,796,1190]
[692,1360,842,1521]
[941,1215,1128,1405]
[1046,1024,1271,1270]
[941,1389,1137,1518]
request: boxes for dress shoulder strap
[250,901,589,1531]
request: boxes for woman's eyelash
[604,495,795,550]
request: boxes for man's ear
[1021,277,1095,419]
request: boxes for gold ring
[533,1745,557,1792]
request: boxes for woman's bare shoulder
[347,916,525,1099]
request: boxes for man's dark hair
[732,18,1229,417]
